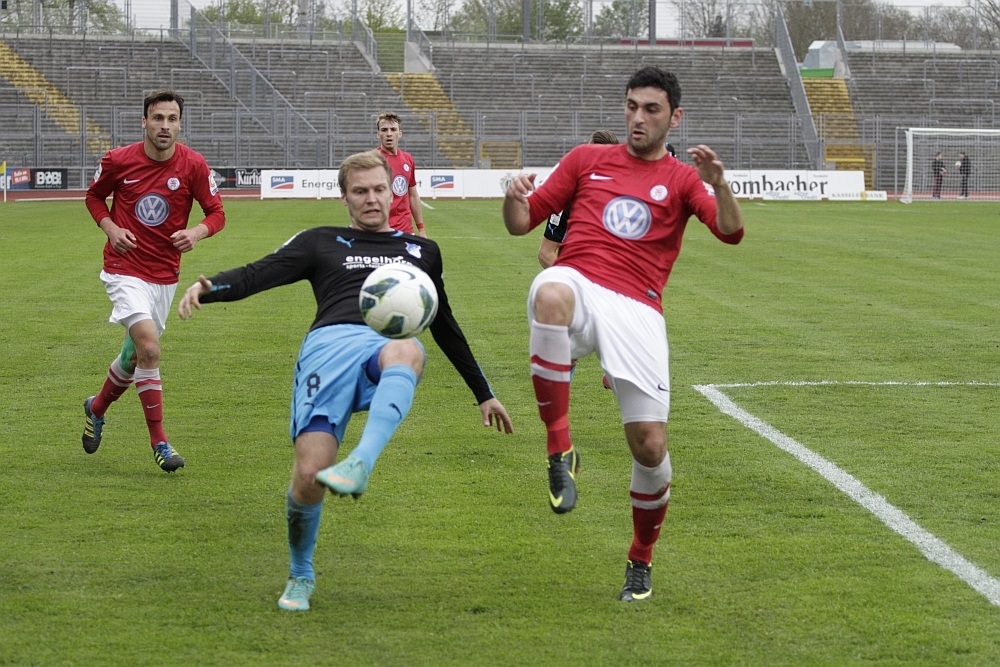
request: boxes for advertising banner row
[1,167,263,191]
[1,166,881,202]
[259,168,879,201]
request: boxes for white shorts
[101,271,177,337]
[528,266,670,423]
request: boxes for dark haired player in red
[82,89,225,472]
[375,111,427,237]
[503,66,744,602]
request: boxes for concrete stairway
[803,78,872,187]
[375,32,406,73]
[384,72,476,167]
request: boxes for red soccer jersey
[528,143,743,313]
[379,145,417,233]
[86,142,226,285]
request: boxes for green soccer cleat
[620,559,653,602]
[153,441,185,472]
[315,455,369,498]
[82,396,105,454]
[547,446,580,514]
[278,577,315,611]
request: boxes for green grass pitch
[1,197,999,665]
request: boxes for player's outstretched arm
[177,275,214,320]
[480,397,514,434]
[502,173,536,235]
[687,144,743,236]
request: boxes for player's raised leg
[620,419,671,602]
[530,281,579,514]
[82,336,136,453]
[315,339,424,498]
[279,429,336,611]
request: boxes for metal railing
[775,1,821,168]
[182,1,319,165]
[410,19,435,67]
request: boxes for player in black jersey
[177,151,513,612]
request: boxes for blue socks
[351,364,418,473]
[286,491,322,581]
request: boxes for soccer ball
[956,161,962,167]
[359,264,439,339]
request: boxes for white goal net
[900,128,1000,203]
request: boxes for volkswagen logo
[392,175,409,196]
[135,194,169,226]
[602,197,651,240]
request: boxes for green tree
[0,0,125,33]
[592,0,647,39]
[450,0,523,37]
[449,0,580,40]
[360,0,405,30]
[200,0,299,29]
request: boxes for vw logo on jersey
[602,196,651,240]
[135,194,169,227]
[392,175,409,196]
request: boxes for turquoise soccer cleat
[278,577,315,611]
[315,455,369,498]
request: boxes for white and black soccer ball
[956,161,962,167]
[359,264,439,339]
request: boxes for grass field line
[708,380,1000,388]
[693,383,1000,609]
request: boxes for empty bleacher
[846,49,999,189]
[429,41,809,168]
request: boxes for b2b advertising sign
[32,168,68,190]
[3,168,68,190]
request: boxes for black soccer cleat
[82,396,105,454]
[547,446,580,514]
[153,441,185,472]
[620,559,653,602]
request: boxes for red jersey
[86,142,226,285]
[378,145,417,233]
[528,143,743,313]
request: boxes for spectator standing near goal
[932,152,946,199]
[177,151,513,612]
[538,129,619,268]
[503,67,744,602]
[959,152,971,199]
[376,111,427,237]
[82,89,225,472]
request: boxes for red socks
[91,358,134,417]
[529,321,573,456]
[627,454,672,564]
[134,367,167,446]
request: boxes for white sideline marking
[421,201,435,210]
[693,383,1000,608]
[710,380,1000,389]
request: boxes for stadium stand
[4,20,997,192]
[428,41,810,169]
[845,49,999,189]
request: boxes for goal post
[900,128,1000,203]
